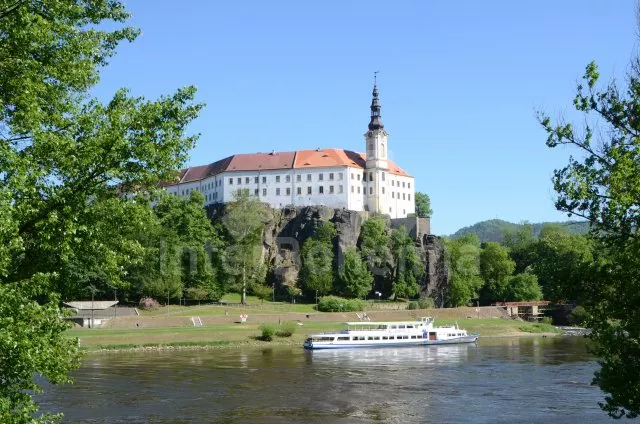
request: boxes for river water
[38,337,611,423]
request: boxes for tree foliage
[340,248,374,299]
[0,0,202,420]
[479,242,515,303]
[443,234,483,307]
[414,192,433,218]
[504,272,542,302]
[300,222,336,298]
[390,226,422,299]
[222,191,268,304]
[540,54,640,418]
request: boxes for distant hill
[450,219,590,243]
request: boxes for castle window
[262,176,266,184]
[351,173,354,180]
[389,207,392,213]
[382,172,386,181]
[229,178,233,185]
[329,185,334,194]
[286,188,291,195]
[403,209,406,215]
[307,174,312,182]
[369,187,373,194]
[318,173,323,181]
[262,188,267,196]
[254,189,259,196]
[286,175,291,183]
[307,186,312,195]
[339,185,343,193]
[397,192,400,199]
[392,192,394,198]
[382,187,385,194]
[403,193,406,200]
[276,176,280,183]
[363,173,367,182]
[339,173,343,180]
[357,174,360,181]
[297,187,302,195]
[402,181,405,188]
[391,180,394,186]
[276,188,281,196]
[296,174,301,182]
[319,186,324,194]
[408,182,411,189]
[408,194,411,201]
[237,177,241,185]
[351,186,354,193]
[254,177,259,184]
[357,187,360,194]
[329,173,334,180]
[245,177,250,184]
[369,172,373,181]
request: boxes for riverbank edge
[84,330,574,354]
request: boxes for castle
[165,81,416,218]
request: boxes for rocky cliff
[259,206,449,300]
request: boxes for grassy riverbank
[69,315,562,352]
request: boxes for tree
[300,222,336,300]
[504,272,542,302]
[340,248,374,299]
[359,216,392,293]
[532,225,593,302]
[222,191,268,304]
[0,1,202,420]
[390,226,422,299]
[414,192,433,218]
[502,222,537,273]
[443,234,483,307]
[539,49,640,416]
[479,242,515,303]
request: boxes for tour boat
[303,317,479,350]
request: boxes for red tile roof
[174,148,410,184]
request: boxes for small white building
[165,82,416,218]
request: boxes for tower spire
[368,71,384,131]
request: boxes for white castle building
[165,82,416,218]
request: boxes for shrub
[418,297,435,309]
[139,297,160,310]
[259,324,276,341]
[276,321,297,337]
[540,316,553,325]
[569,305,588,326]
[407,301,419,310]
[317,296,366,312]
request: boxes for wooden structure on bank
[493,301,550,321]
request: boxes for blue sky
[94,1,637,235]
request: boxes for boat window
[382,336,389,340]
[367,336,374,340]
[358,336,366,341]
[407,325,414,329]
[399,325,406,329]
[390,325,397,329]
[373,336,380,340]
[401,335,409,339]
[337,337,349,341]
[411,335,417,339]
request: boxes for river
[37,337,610,423]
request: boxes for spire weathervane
[374,70,379,86]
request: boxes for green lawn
[140,294,318,317]
[69,316,561,351]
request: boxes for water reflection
[37,337,609,423]
[307,344,475,367]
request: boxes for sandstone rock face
[258,206,449,300]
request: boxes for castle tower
[364,75,389,214]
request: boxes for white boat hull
[304,334,479,350]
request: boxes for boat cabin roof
[343,317,433,326]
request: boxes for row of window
[321,334,429,342]
[183,185,412,201]
[351,171,411,189]
[229,172,344,186]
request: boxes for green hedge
[317,296,366,312]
